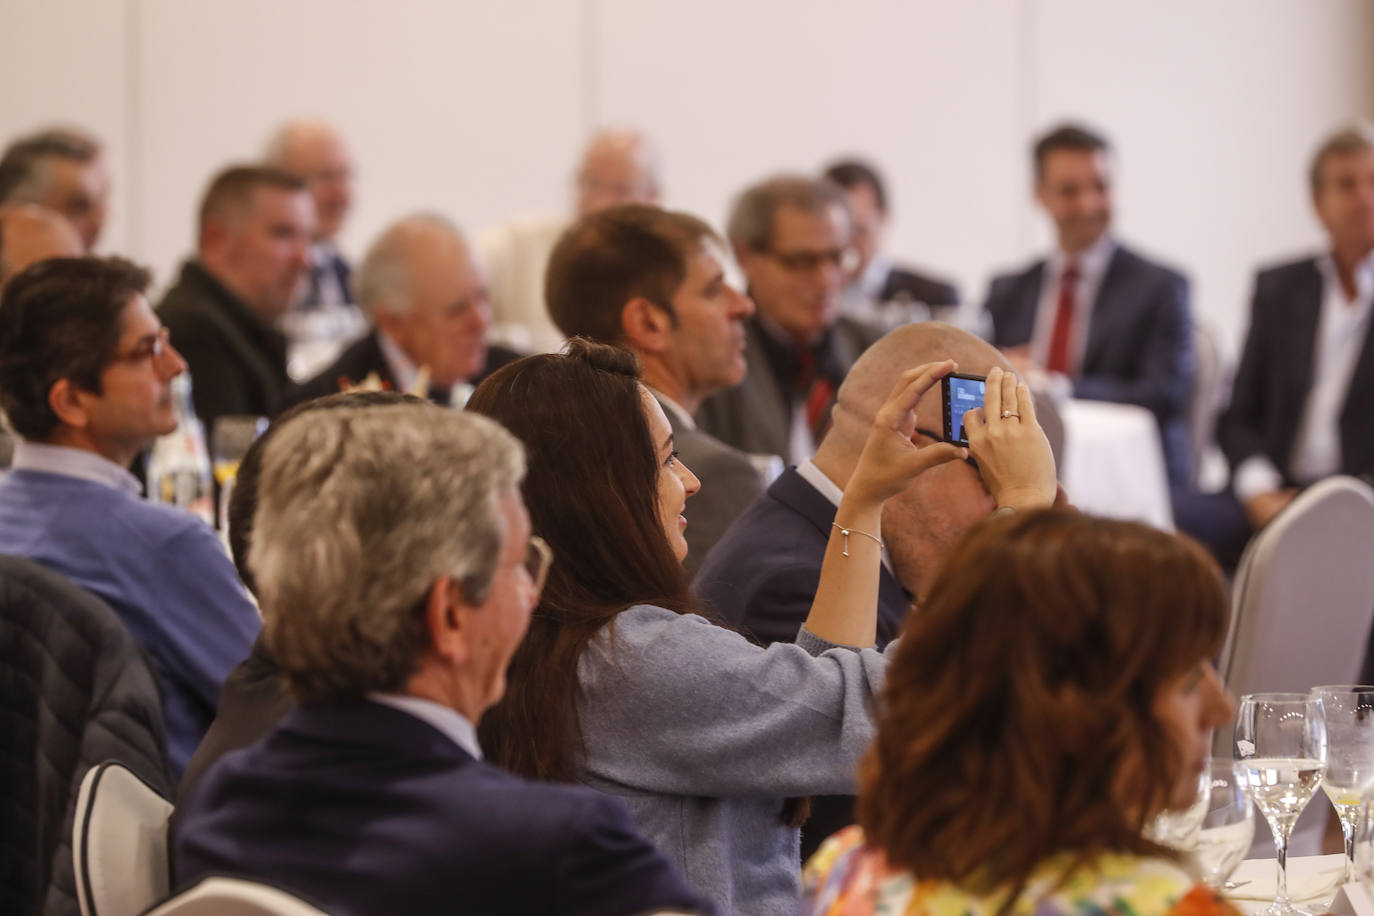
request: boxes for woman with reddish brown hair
[804,509,1239,916]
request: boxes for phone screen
[946,375,986,445]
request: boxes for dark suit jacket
[1218,256,1374,484]
[284,331,522,408]
[692,467,909,862]
[157,261,291,436]
[694,316,883,464]
[175,702,712,916]
[879,264,959,307]
[984,243,1194,485]
[657,395,766,580]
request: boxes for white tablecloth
[1059,399,1174,531]
[1227,853,1346,908]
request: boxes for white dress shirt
[1030,234,1117,373]
[367,693,482,760]
[1234,250,1374,501]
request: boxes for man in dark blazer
[695,321,1059,860]
[1216,124,1374,538]
[544,204,765,576]
[823,158,960,326]
[174,402,711,916]
[158,165,313,437]
[983,124,1194,487]
[286,213,521,409]
[696,175,884,465]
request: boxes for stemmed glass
[1193,758,1256,890]
[210,415,269,534]
[1235,693,1328,916]
[1145,767,1211,851]
[1311,685,1374,885]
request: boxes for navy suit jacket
[175,702,711,916]
[984,244,1194,485]
[879,264,959,307]
[1218,256,1374,485]
[284,331,522,408]
[693,467,910,649]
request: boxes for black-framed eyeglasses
[914,427,980,473]
[762,247,859,274]
[111,326,172,365]
[524,536,553,596]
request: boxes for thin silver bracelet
[831,522,883,557]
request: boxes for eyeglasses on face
[762,246,859,274]
[524,535,553,595]
[110,326,172,365]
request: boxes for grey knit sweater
[576,604,893,916]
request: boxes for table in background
[1059,399,1173,531]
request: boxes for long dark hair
[467,338,693,781]
[858,510,1229,907]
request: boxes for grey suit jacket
[693,316,883,464]
[655,394,765,579]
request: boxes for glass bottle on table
[1311,685,1374,886]
[1235,692,1327,916]
[145,374,214,526]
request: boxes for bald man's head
[575,129,662,217]
[265,118,354,241]
[0,204,83,289]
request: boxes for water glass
[1192,758,1255,889]
[1311,685,1374,885]
[210,415,268,532]
[1146,767,1211,851]
[1235,692,1328,916]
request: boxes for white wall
[2,0,1372,353]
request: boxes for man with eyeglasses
[0,256,260,777]
[695,174,884,467]
[175,400,713,916]
[695,320,1058,861]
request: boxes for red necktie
[796,350,835,441]
[1046,262,1079,375]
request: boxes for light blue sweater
[577,604,892,916]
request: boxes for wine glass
[1311,685,1374,885]
[1145,767,1211,851]
[1235,692,1328,916]
[1193,758,1256,890]
[210,415,269,533]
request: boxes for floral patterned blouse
[803,826,1241,916]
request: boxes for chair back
[1219,475,1374,696]
[144,878,330,915]
[1031,389,1065,477]
[73,761,174,916]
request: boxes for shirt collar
[795,457,845,508]
[1050,234,1116,279]
[376,328,421,394]
[367,693,482,760]
[10,440,142,495]
[1316,249,1374,305]
[645,385,696,431]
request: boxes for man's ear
[619,297,672,354]
[47,378,91,430]
[424,576,470,666]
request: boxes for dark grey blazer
[655,394,765,580]
[693,316,883,464]
[1218,255,1374,484]
[983,243,1194,486]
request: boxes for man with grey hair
[0,127,109,251]
[287,212,519,407]
[0,203,83,289]
[695,174,882,467]
[173,402,713,916]
[695,320,1059,859]
[1199,122,1374,564]
[480,127,664,353]
[264,118,367,379]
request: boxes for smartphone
[941,372,987,447]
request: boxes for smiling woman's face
[639,386,700,563]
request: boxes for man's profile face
[40,154,109,252]
[220,188,314,319]
[842,183,885,281]
[464,488,539,715]
[1314,146,1374,257]
[739,202,850,346]
[387,235,491,390]
[665,239,755,398]
[82,294,187,454]
[1036,148,1113,254]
